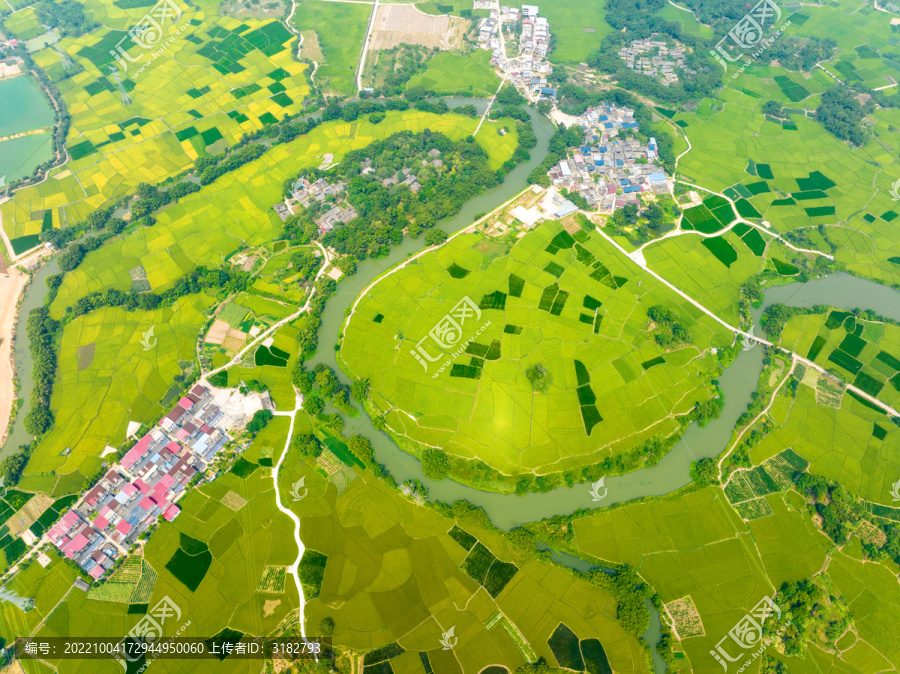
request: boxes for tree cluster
[36,0,95,37]
[647,305,691,348]
[815,88,872,147]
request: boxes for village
[42,383,265,582]
[617,33,691,86]
[548,104,672,212]
[477,3,557,102]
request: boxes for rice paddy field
[780,310,900,410]
[407,50,501,97]
[1,0,312,248]
[281,447,648,672]
[637,0,900,315]
[290,0,372,95]
[341,221,730,478]
[213,314,305,409]
[21,292,215,485]
[10,446,299,673]
[48,109,518,319]
[573,484,900,672]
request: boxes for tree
[246,409,272,435]
[762,100,783,117]
[496,82,525,106]
[348,435,374,465]
[816,88,870,146]
[422,448,450,480]
[525,364,551,393]
[304,394,325,415]
[424,228,448,246]
[318,616,334,636]
[350,378,370,401]
[293,433,322,458]
[690,457,719,486]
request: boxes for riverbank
[0,264,28,449]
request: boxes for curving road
[272,392,311,643]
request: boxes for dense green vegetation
[35,0,95,36]
[285,129,527,258]
[816,88,872,146]
[766,576,852,656]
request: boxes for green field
[573,483,900,672]
[291,0,372,95]
[281,449,648,671]
[746,371,900,505]
[408,50,501,97]
[504,0,611,63]
[49,110,518,319]
[24,293,215,481]
[2,0,311,245]
[341,221,729,479]
[780,311,900,410]
[665,2,900,292]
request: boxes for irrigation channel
[7,101,900,670]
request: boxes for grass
[408,50,500,97]
[341,221,729,478]
[291,0,371,95]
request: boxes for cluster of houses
[46,385,232,581]
[275,176,358,235]
[484,5,556,100]
[618,34,690,86]
[275,149,448,234]
[548,104,672,212]
[371,149,442,193]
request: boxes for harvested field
[205,320,232,345]
[665,595,705,639]
[6,494,54,537]
[856,520,887,548]
[817,375,844,407]
[369,4,465,50]
[206,320,248,351]
[222,491,248,511]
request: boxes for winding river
[8,101,900,671]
